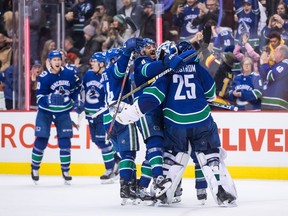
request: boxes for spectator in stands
[228,57,262,111]
[65,0,94,49]
[2,11,14,44]
[276,1,288,21]
[234,0,260,48]
[30,60,42,110]
[266,31,285,66]
[0,60,14,110]
[118,0,144,30]
[192,0,223,31]
[173,0,202,42]
[27,0,42,63]
[80,21,103,65]
[0,32,12,72]
[102,14,138,50]
[140,1,156,41]
[259,44,288,110]
[87,2,111,39]
[233,31,260,72]
[262,14,288,47]
[209,19,235,58]
[64,36,82,59]
[214,52,236,105]
[40,39,56,70]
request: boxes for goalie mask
[155,40,178,61]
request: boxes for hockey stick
[92,49,202,119]
[209,101,238,111]
[105,52,135,143]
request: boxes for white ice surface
[0,175,287,216]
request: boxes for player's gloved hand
[47,93,65,106]
[122,38,144,56]
[176,41,193,54]
[73,99,84,114]
[163,53,183,70]
[109,101,144,125]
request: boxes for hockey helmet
[48,50,62,60]
[91,52,106,63]
[105,48,123,64]
[155,40,178,61]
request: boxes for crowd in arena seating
[0,0,288,110]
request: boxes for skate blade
[64,180,71,185]
[33,180,39,185]
[121,198,137,206]
[101,179,115,184]
[220,200,237,207]
[135,198,155,206]
[172,196,181,204]
[199,199,206,205]
[153,199,170,207]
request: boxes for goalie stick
[92,48,203,119]
[209,102,238,111]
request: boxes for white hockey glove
[109,101,144,125]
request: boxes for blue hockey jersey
[36,66,82,113]
[228,72,262,110]
[260,60,288,110]
[137,50,216,128]
[82,69,105,119]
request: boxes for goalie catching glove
[109,100,144,125]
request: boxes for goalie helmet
[155,40,178,61]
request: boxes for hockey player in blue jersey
[259,44,288,110]
[132,38,172,204]
[112,42,237,206]
[101,37,143,205]
[228,57,262,110]
[31,50,84,184]
[82,52,120,184]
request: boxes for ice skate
[31,169,39,185]
[62,171,72,185]
[153,176,172,204]
[197,188,207,205]
[120,180,137,205]
[100,169,118,184]
[136,186,155,205]
[172,184,183,203]
[216,185,237,207]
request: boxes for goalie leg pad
[165,151,189,204]
[196,150,237,207]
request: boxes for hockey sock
[100,143,115,170]
[195,163,208,189]
[31,137,48,170]
[59,138,72,172]
[119,151,136,182]
[139,160,152,188]
[146,136,164,178]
